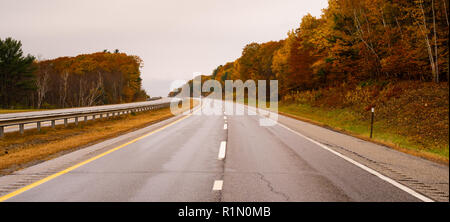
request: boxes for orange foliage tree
[34,52,148,108]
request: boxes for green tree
[0,37,36,108]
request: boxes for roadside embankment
[278,81,448,164]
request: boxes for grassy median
[0,99,198,175]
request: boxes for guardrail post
[51,120,55,128]
[75,117,78,126]
[64,118,68,127]
[100,114,103,119]
[93,115,96,120]
[19,124,24,134]
[84,116,87,123]
[0,126,4,138]
[37,122,41,132]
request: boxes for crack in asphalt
[257,172,290,201]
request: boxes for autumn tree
[35,61,50,109]
[173,0,449,100]
[33,52,148,108]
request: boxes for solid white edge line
[212,180,223,191]
[224,124,227,130]
[245,105,434,202]
[218,141,227,160]
[276,122,434,202]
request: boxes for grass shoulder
[277,103,448,164]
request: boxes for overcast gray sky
[1,0,328,97]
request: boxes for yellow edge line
[0,112,193,202]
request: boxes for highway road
[0,100,447,202]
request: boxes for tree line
[0,37,149,109]
[172,0,449,98]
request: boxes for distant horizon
[0,0,328,97]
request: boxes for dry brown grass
[0,109,44,114]
[0,99,198,174]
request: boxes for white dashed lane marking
[218,141,227,160]
[212,180,223,191]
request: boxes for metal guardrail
[0,99,171,138]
